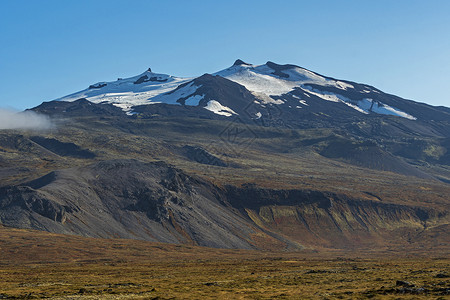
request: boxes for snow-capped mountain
[8,60,450,252]
[56,68,192,112]
[215,60,416,120]
[54,60,449,125]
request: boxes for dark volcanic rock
[134,75,168,84]
[132,102,224,120]
[134,75,149,84]
[88,83,107,89]
[31,98,126,117]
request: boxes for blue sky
[1,0,449,110]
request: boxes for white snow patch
[255,112,262,119]
[370,101,416,120]
[217,66,298,96]
[184,94,204,106]
[355,98,374,112]
[336,81,354,90]
[348,98,416,119]
[204,100,238,117]
[299,100,309,106]
[342,102,369,114]
[281,67,328,83]
[301,86,342,103]
[112,103,137,116]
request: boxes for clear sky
[1,0,449,110]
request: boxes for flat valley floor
[0,226,448,299]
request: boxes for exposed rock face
[0,185,70,227]
[224,185,444,249]
[0,159,445,250]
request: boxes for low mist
[0,108,53,130]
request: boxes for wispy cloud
[0,109,53,130]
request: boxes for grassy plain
[1,225,448,299]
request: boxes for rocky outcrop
[88,83,107,89]
[0,186,70,228]
[134,75,168,84]
[225,184,446,249]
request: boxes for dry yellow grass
[1,226,448,299]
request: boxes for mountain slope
[0,160,258,249]
[1,159,446,250]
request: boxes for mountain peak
[233,59,251,66]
